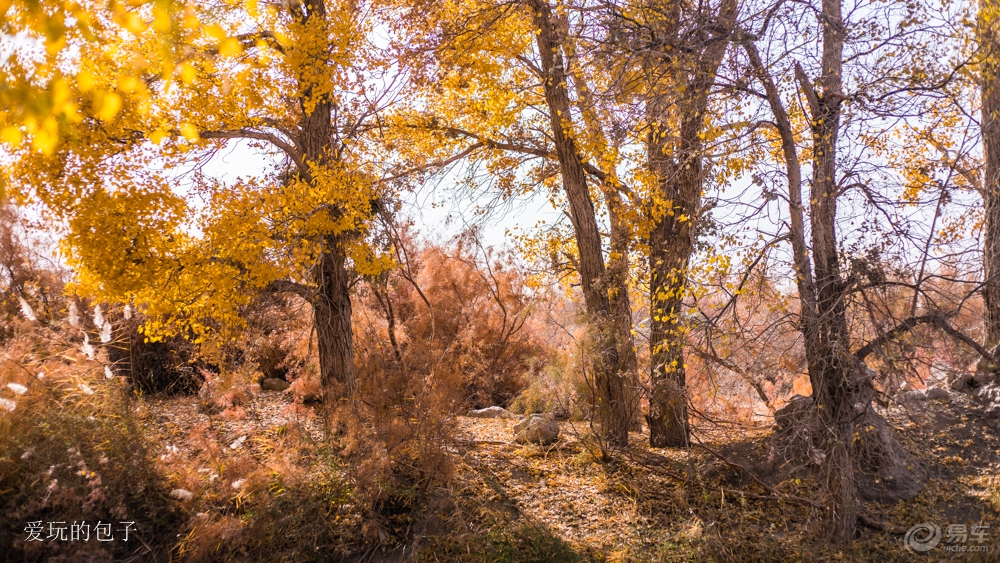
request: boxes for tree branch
[264,279,316,300]
[200,129,309,179]
[853,314,994,362]
[793,62,821,119]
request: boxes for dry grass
[0,320,181,562]
[4,306,1000,562]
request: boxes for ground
[136,388,1000,562]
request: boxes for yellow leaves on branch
[0,0,269,154]
[2,0,394,347]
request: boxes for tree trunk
[801,0,869,541]
[559,15,642,431]
[313,235,356,399]
[641,0,737,447]
[746,10,922,540]
[982,0,1000,355]
[530,0,630,446]
[646,207,695,447]
[298,0,358,403]
[606,195,643,430]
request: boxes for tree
[1,0,398,403]
[738,0,955,540]
[395,0,639,446]
[607,0,739,447]
[981,0,1000,357]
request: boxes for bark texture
[744,0,922,540]
[314,236,357,397]
[299,0,357,399]
[642,0,737,448]
[982,0,1000,355]
[530,0,632,446]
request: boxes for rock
[467,406,513,418]
[170,489,194,502]
[513,414,559,445]
[300,392,322,405]
[261,378,290,392]
[924,386,951,401]
[773,395,812,432]
[974,383,1000,414]
[951,369,992,391]
[903,389,927,402]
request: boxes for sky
[193,138,563,252]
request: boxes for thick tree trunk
[606,196,643,430]
[645,93,697,447]
[746,13,921,541]
[530,0,630,446]
[981,0,1000,354]
[646,211,695,447]
[803,0,868,541]
[298,0,358,403]
[559,18,642,431]
[313,236,356,398]
[641,0,737,447]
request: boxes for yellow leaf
[149,129,167,145]
[218,37,242,57]
[45,35,66,56]
[78,70,96,92]
[152,7,172,32]
[118,75,141,93]
[31,117,59,154]
[97,92,122,121]
[124,13,145,34]
[180,123,199,141]
[179,62,197,85]
[204,23,226,40]
[1,126,22,147]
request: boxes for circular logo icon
[904,522,942,553]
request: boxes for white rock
[170,489,194,502]
[0,398,15,412]
[231,479,246,490]
[104,366,114,379]
[230,435,247,449]
[467,406,513,418]
[513,414,560,445]
[925,386,951,401]
[79,383,94,396]
[6,383,27,395]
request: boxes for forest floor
[136,388,1000,562]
